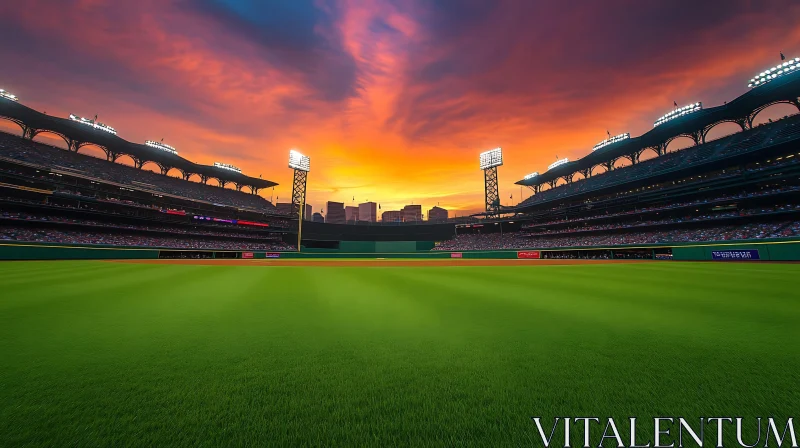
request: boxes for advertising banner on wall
[450,252,463,258]
[242,252,254,259]
[517,251,541,259]
[711,250,760,260]
[265,252,281,258]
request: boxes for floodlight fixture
[524,172,539,180]
[0,89,18,102]
[748,57,799,88]
[289,149,311,172]
[145,140,178,155]
[592,133,630,151]
[214,162,242,173]
[69,114,117,135]
[547,158,570,171]
[654,102,702,127]
[479,147,503,170]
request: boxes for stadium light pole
[289,149,310,252]
[479,148,503,218]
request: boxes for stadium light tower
[479,148,503,217]
[289,149,310,252]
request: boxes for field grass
[1,261,798,446]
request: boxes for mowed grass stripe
[409,265,800,345]
[0,261,798,446]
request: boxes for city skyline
[1,1,799,214]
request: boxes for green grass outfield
[1,261,798,446]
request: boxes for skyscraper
[428,206,448,221]
[326,201,346,224]
[345,206,359,223]
[358,202,377,223]
[402,204,422,222]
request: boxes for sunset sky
[1,0,799,216]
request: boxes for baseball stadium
[2,5,800,446]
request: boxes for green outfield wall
[670,240,800,261]
[1,239,800,260]
[0,242,160,260]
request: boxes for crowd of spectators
[0,211,286,241]
[522,185,800,229]
[520,155,800,224]
[433,220,800,251]
[523,204,800,236]
[0,192,292,230]
[0,226,294,251]
[517,115,800,207]
[0,132,278,213]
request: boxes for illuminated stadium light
[69,114,117,135]
[0,89,18,101]
[524,172,539,180]
[145,140,178,155]
[214,162,242,173]
[592,133,630,151]
[547,158,570,171]
[654,102,702,127]
[748,57,800,88]
[479,148,503,170]
[288,149,310,172]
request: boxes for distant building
[358,202,377,223]
[345,206,359,223]
[402,204,422,222]
[312,212,324,223]
[428,206,448,222]
[304,204,312,221]
[326,201,346,224]
[382,210,403,222]
[276,202,294,216]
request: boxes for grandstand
[0,132,279,213]
[439,113,800,255]
[0,98,275,194]
[515,68,800,208]
[0,128,295,255]
[515,115,800,209]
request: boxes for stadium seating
[435,220,800,251]
[517,115,800,207]
[0,132,278,213]
[0,225,292,251]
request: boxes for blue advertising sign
[711,250,760,261]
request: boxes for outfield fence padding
[1,239,800,261]
[0,242,160,260]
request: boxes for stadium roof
[516,69,800,187]
[0,101,276,190]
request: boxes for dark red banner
[451,252,463,258]
[237,220,269,227]
[517,251,540,259]
[241,252,254,259]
